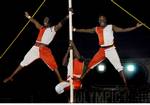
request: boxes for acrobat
[73,15,143,87]
[3,12,69,83]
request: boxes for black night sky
[0,0,150,103]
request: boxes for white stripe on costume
[101,25,114,46]
[40,27,56,45]
[20,46,40,67]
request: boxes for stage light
[126,64,136,72]
[97,64,106,72]
[124,63,137,78]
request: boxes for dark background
[0,0,150,103]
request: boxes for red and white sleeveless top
[67,58,84,80]
[96,25,114,46]
[36,26,56,45]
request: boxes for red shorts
[20,45,58,71]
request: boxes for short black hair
[43,16,53,26]
[98,13,107,17]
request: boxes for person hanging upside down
[3,12,69,83]
[73,15,143,87]
[55,41,89,94]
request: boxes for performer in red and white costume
[55,41,89,94]
[3,12,69,83]
[73,16,143,87]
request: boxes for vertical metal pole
[68,0,74,103]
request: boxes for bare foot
[3,77,14,83]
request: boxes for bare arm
[25,12,42,30]
[70,41,81,59]
[54,15,69,32]
[62,47,70,66]
[73,27,96,34]
[113,23,143,33]
[62,41,82,66]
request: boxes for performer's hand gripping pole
[68,0,74,103]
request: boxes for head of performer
[98,15,107,27]
[44,17,50,27]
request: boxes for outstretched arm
[113,23,143,33]
[25,12,42,30]
[54,15,69,32]
[73,27,96,34]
